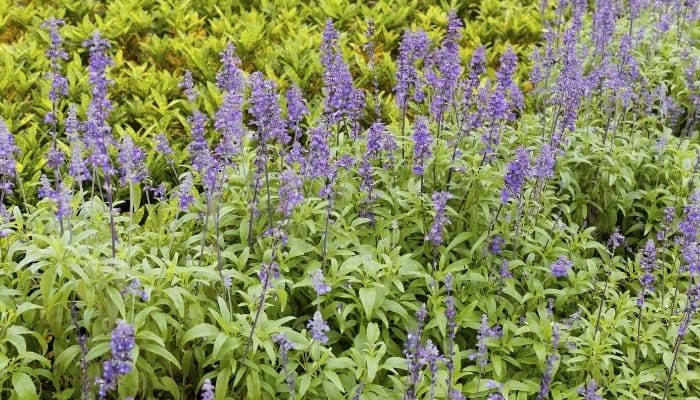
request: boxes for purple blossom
[320,19,364,132]
[307,311,330,344]
[469,314,502,368]
[638,240,658,307]
[312,269,331,296]
[41,17,69,121]
[404,304,434,400]
[222,273,232,290]
[395,29,431,108]
[304,125,335,191]
[459,47,487,136]
[537,325,560,400]
[534,143,559,180]
[249,72,287,145]
[180,70,198,102]
[551,256,573,278]
[286,84,308,140]
[500,260,512,279]
[426,191,452,245]
[97,320,135,399]
[592,0,619,55]
[412,116,433,176]
[486,380,505,400]
[679,190,700,249]
[678,284,700,337]
[38,174,72,219]
[335,154,356,170]
[82,31,115,177]
[564,309,583,329]
[65,105,90,183]
[552,26,586,134]
[274,333,297,396]
[201,379,215,400]
[187,111,218,191]
[117,136,147,185]
[547,297,555,317]
[490,235,505,255]
[155,133,175,165]
[608,228,626,252]
[425,9,463,119]
[418,339,444,400]
[258,262,281,289]
[277,169,304,218]
[501,147,531,205]
[69,144,90,183]
[274,333,296,364]
[176,173,195,211]
[121,279,148,302]
[577,380,602,400]
[0,119,19,195]
[495,47,523,121]
[657,206,675,242]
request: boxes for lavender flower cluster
[96,320,135,399]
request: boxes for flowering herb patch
[0,0,699,399]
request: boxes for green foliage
[0,0,700,399]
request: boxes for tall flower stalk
[41,17,69,236]
[594,229,625,337]
[82,31,117,258]
[636,240,657,373]
[395,29,430,159]
[243,73,289,362]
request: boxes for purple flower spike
[577,380,602,400]
[38,174,72,219]
[395,29,431,107]
[0,119,20,196]
[307,311,330,344]
[201,379,215,400]
[96,320,135,399]
[469,314,502,368]
[82,30,115,177]
[286,84,308,140]
[425,10,463,118]
[426,191,452,245]
[41,17,69,115]
[176,173,195,211]
[412,116,433,176]
[638,240,657,308]
[277,169,304,218]
[550,256,573,278]
[155,133,175,165]
[117,135,147,185]
[249,72,288,145]
[501,147,531,205]
[312,269,331,296]
[180,70,198,102]
[320,19,364,132]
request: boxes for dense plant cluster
[0,0,699,399]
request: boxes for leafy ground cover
[0,0,699,399]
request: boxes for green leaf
[139,342,182,369]
[107,287,127,319]
[366,322,379,344]
[246,371,261,400]
[324,370,345,394]
[164,288,185,319]
[181,323,219,346]
[359,287,377,320]
[298,373,312,398]
[12,372,36,400]
[366,355,379,382]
